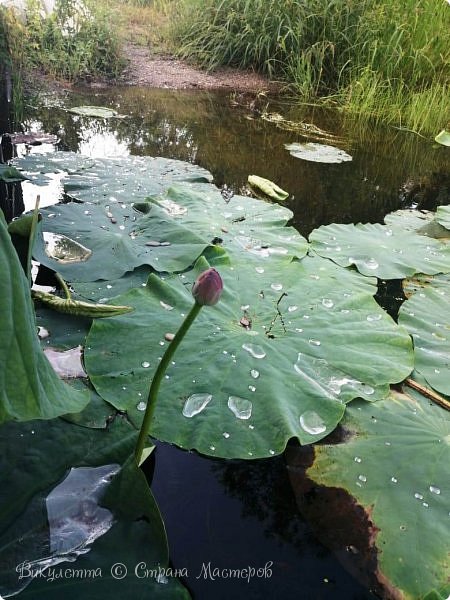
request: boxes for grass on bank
[166,0,450,135]
[1,0,124,84]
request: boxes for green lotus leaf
[310,222,450,279]
[384,207,450,240]
[33,202,214,281]
[285,142,352,163]
[434,129,450,146]
[0,163,28,183]
[67,105,124,118]
[0,418,188,599]
[13,152,212,200]
[435,205,450,230]
[398,275,450,395]
[84,255,413,459]
[0,417,136,566]
[145,183,308,263]
[384,208,434,232]
[0,211,88,423]
[248,174,289,201]
[305,390,450,599]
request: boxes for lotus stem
[134,302,202,466]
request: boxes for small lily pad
[67,106,124,118]
[285,142,352,163]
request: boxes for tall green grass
[171,0,450,134]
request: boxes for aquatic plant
[0,149,449,597]
[135,266,223,465]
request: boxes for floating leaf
[285,142,352,163]
[435,205,450,231]
[0,163,28,183]
[33,202,213,281]
[399,275,450,396]
[434,129,450,147]
[384,208,434,232]
[0,211,88,423]
[67,106,124,118]
[0,418,188,599]
[147,183,308,263]
[85,255,413,459]
[0,416,136,596]
[310,222,450,279]
[248,174,289,201]
[303,391,450,599]
[13,151,213,200]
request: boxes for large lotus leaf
[310,222,450,279]
[18,457,190,600]
[145,183,308,263]
[384,208,434,232]
[398,277,450,396]
[36,307,92,350]
[33,202,213,281]
[13,151,212,202]
[70,247,228,305]
[84,255,413,459]
[0,211,88,423]
[0,416,136,553]
[0,419,188,599]
[384,207,450,240]
[305,390,450,599]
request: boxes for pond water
[8,85,450,599]
[19,85,449,235]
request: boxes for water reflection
[21,86,449,235]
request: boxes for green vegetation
[170,0,450,134]
[0,0,123,85]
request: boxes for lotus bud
[192,268,223,306]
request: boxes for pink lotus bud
[192,268,223,306]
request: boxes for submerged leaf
[285,142,352,163]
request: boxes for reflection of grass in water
[24,86,449,234]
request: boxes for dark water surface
[23,86,449,235]
[17,86,449,599]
